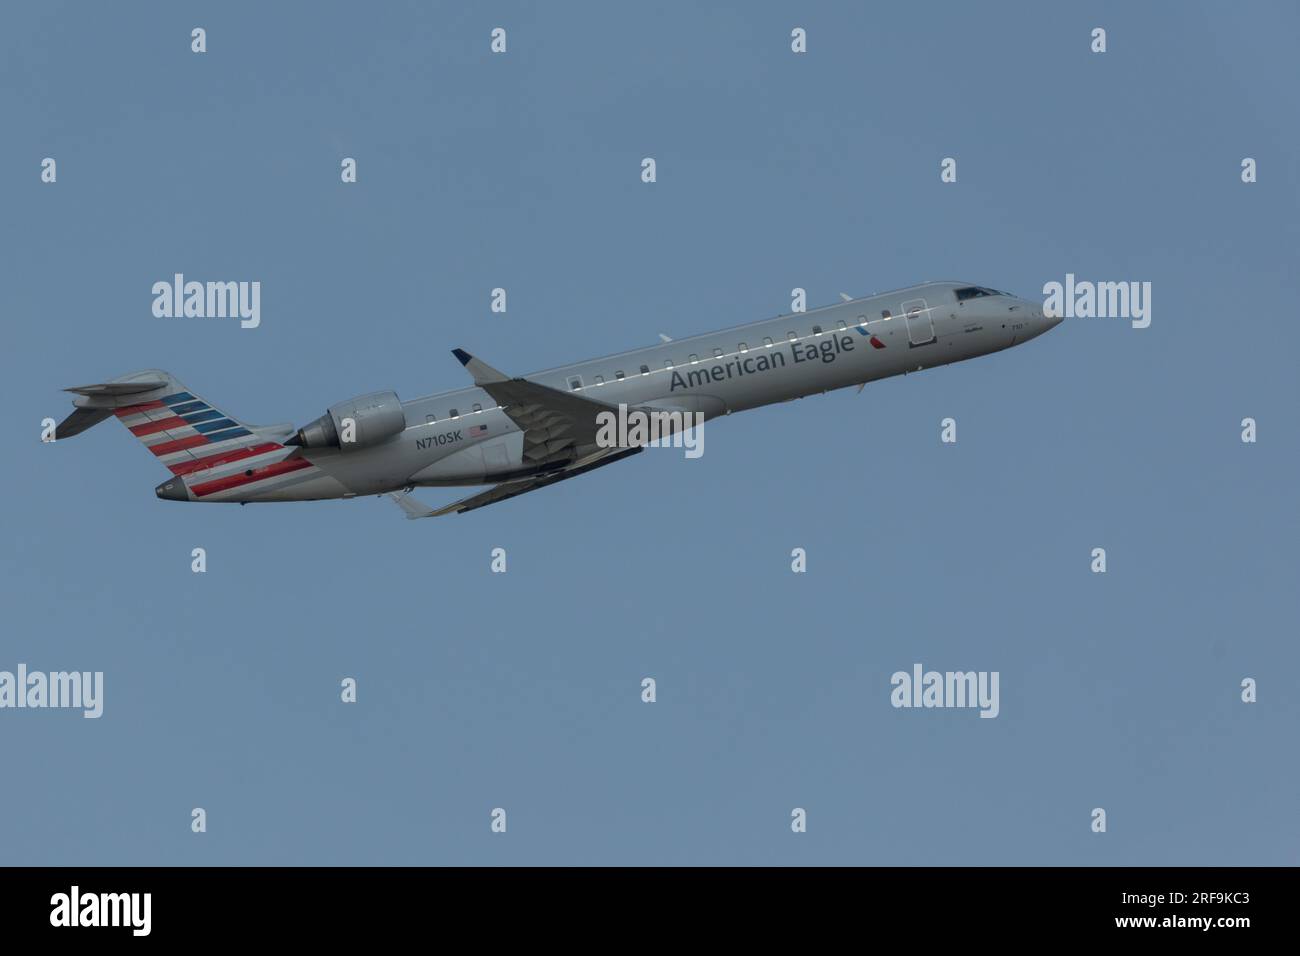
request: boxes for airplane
[53,281,1061,517]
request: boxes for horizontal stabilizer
[54,407,114,439]
[64,379,168,397]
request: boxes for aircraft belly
[243,472,351,502]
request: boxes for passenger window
[568,376,583,390]
[425,413,437,424]
[763,336,774,347]
[739,342,748,353]
[664,359,674,370]
[615,371,625,380]
[787,331,798,342]
[689,353,699,364]
[639,365,650,376]
[594,374,604,385]
[837,320,847,331]
[857,315,868,328]
[472,403,482,413]
[449,409,459,419]
[812,325,823,336]
[881,310,892,320]
[712,348,723,358]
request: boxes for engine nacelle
[286,390,406,451]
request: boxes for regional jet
[53,282,1060,517]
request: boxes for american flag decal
[468,424,488,437]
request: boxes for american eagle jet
[54,282,1060,517]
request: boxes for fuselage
[221,281,1060,502]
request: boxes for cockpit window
[954,286,1005,301]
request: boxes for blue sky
[2,1,1297,864]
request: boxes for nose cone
[155,478,188,501]
[1017,297,1062,339]
[1035,298,1064,329]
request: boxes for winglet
[387,491,437,520]
[451,349,510,385]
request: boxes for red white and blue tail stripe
[60,371,319,501]
[115,391,313,498]
[115,390,267,472]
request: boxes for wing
[451,348,624,470]
[395,446,644,518]
[386,490,438,520]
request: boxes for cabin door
[902,298,935,346]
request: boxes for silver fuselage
[248,281,1059,501]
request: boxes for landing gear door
[482,437,511,475]
[902,298,934,346]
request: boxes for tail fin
[58,370,295,476]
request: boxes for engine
[285,390,406,451]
